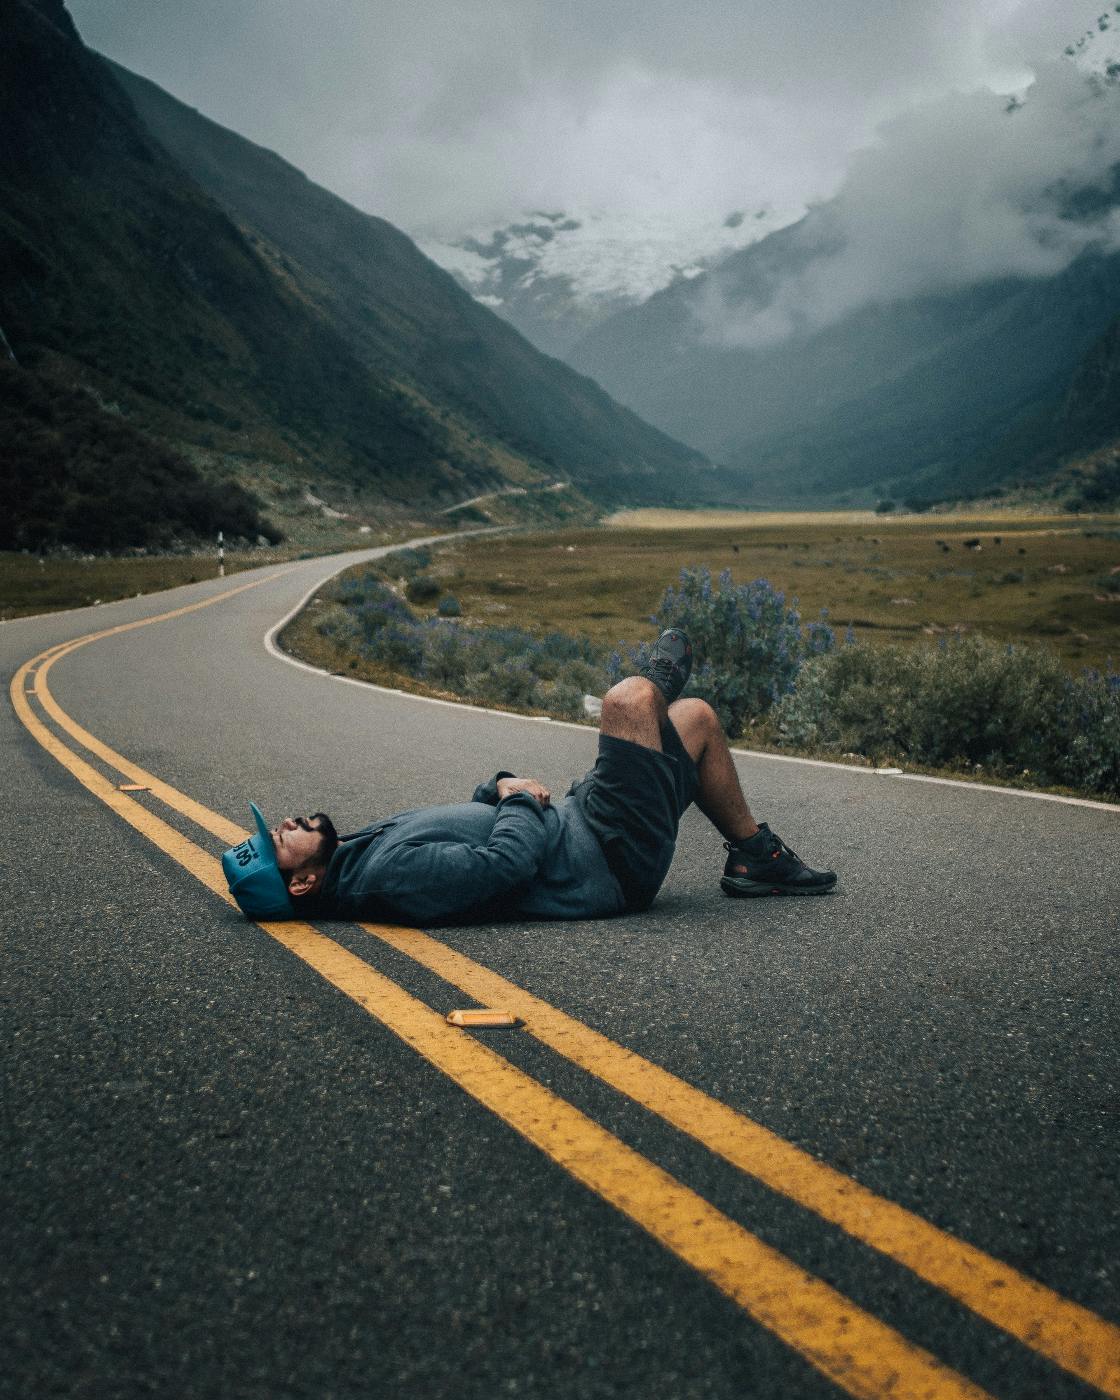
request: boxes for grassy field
[0,547,320,621]
[605,508,888,528]
[0,485,593,624]
[398,510,1120,673]
[11,509,1120,672]
[0,526,414,622]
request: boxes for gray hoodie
[311,772,625,924]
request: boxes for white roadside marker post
[218,530,225,578]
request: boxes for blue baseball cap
[221,801,295,921]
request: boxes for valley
[280,508,1120,678]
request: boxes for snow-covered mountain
[418,206,798,359]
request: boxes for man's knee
[669,696,720,734]
[602,675,661,721]
[667,697,722,761]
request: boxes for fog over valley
[696,57,1120,349]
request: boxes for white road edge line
[263,543,1119,816]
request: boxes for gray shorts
[572,719,700,911]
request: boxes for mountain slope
[1,0,723,552]
[0,0,478,511]
[0,358,275,550]
[571,210,1120,502]
[108,61,725,507]
[1061,311,1120,448]
[938,309,1120,508]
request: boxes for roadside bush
[382,547,431,580]
[311,561,1119,798]
[556,656,605,696]
[365,622,426,672]
[330,575,611,714]
[354,587,414,639]
[405,574,441,604]
[420,623,476,689]
[1064,667,1120,796]
[532,679,586,721]
[477,657,539,708]
[336,571,399,610]
[315,604,360,649]
[612,567,833,736]
[772,635,1120,797]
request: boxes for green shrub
[532,679,586,720]
[420,624,475,689]
[437,594,462,616]
[376,547,431,580]
[315,604,360,648]
[405,574,441,604]
[557,657,605,696]
[773,635,1120,797]
[477,657,539,708]
[612,567,833,736]
[329,571,611,717]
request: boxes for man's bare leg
[598,674,666,750]
[667,693,838,893]
[668,697,760,843]
[599,669,836,893]
[599,678,759,843]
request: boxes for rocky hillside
[1063,313,1120,446]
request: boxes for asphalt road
[2,546,1118,1400]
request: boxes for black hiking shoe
[639,628,693,705]
[721,824,837,897]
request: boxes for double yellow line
[12,576,1120,1400]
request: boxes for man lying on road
[222,630,837,925]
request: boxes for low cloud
[696,57,1120,348]
[69,0,1115,242]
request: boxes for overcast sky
[67,0,1112,245]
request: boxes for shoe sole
[639,631,692,705]
[720,875,837,898]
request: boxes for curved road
[3,547,1118,1400]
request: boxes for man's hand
[496,775,551,808]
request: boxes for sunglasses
[296,812,339,850]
